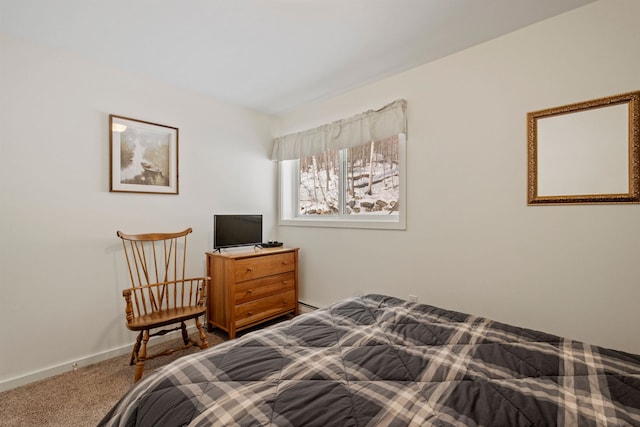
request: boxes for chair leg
[130,331,143,366]
[196,317,209,349]
[134,330,149,382]
[180,322,190,346]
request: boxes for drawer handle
[282,261,289,265]
[247,312,253,316]
[282,281,288,285]
[246,267,253,272]
[283,300,288,305]
[246,289,252,294]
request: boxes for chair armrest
[198,277,210,307]
[121,278,207,318]
[122,289,134,323]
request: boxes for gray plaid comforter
[99,294,640,426]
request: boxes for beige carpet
[0,331,227,427]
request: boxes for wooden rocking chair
[116,228,209,382]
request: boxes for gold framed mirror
[527,91,640,205]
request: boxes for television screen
[214,214,263,249]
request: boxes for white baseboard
[3,307,316,392]
[0,327,198,392]
[298,301,318,314]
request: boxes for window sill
[279,216,405,230]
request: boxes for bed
[99,294,640,426]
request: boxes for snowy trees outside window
[278,132,405,229]
[298,135,400,216]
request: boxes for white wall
[2,0,639,391]
[277,0,640,355]
[0,34,276,389]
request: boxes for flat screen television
[214,214,263,249]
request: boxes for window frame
[278,134,406,230]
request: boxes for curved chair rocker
[116,228,209,382]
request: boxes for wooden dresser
[206,247,299,338]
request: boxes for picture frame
[527,91,640,205]
[110,115,179,194]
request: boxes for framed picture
[109,115,179,194]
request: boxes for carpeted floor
[0,331,227,427]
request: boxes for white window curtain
[271,99,407,161]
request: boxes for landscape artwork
[109,115,178,194]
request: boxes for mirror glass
[527,91,640,204]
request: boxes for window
[273,100,407,230]
[278,134,406,229]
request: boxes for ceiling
[0,0,596,115]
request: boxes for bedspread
[100,294,640,426]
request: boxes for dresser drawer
[234,272,295,304]
[235,290,296,329]
[234,252,295,282]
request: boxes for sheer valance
[271,99,407,161]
